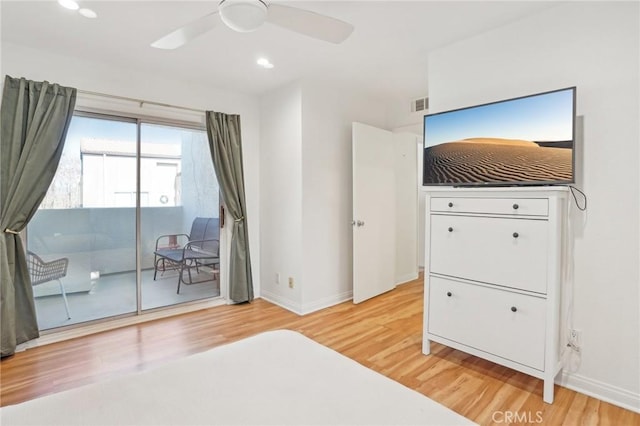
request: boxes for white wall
[388,97,424,135]
[259,83,303,311]
[300,81,388,313]
[416,139,425,269]
[394,133,419,284]
[428,2,639,411]
[2,42,262,298]
[388,99,425,269]
[260,80,391,314]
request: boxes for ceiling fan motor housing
[219,0,268,33]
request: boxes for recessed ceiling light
[257,57,274,69]
[78,8,98,19]
[58,0,80,10]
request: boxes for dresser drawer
[430,214,548,293]
[430,197,548,216]
[427,276,546,370]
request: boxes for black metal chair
[153,217,220,294]
[27,251,71,319]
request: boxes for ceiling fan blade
[151,12,220,49]
[266,4,354,44]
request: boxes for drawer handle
[513,203,519,210]
[511,306,517,312]
[448,227,453,232]
[447,292,452,297]
[513,232,519,238]
[448,202,453,208]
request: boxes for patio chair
[27,251,71,319]
[153,217,220,294]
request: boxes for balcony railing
[28,206,220,330]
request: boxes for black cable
[568,185,587,211]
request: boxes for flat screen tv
[422,87,576,187]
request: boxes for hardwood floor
[1,276,638,425]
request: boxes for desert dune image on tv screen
[423,89,574,185]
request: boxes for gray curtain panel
[205,111,254,303]
[0,76,77,357]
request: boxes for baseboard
[559,371,640,413]
[300,291,353,315]
[16,297,227,352]
[260,290,353,316]
[396,272,419,285]
[260,290,303,315]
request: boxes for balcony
[28,207,220,331]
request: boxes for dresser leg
[422,339,431,355]
[543,379,555,403]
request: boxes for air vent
[412,96,429,113]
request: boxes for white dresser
[422,187,568,403]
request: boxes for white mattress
[1,330,474,425]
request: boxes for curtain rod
[77,89,205,114]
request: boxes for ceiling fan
[151,0,355,49]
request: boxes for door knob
[357,220,365,227]
[351,220,356,226]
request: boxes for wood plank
[1,276,638,425]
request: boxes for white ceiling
[1,1,560,101]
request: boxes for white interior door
[352,122,396,304]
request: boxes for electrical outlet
[288,277,294,289]
[569,328,582,348]
[275,273,280,284]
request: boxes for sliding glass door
[27,113,220,331]
[140,123,220,310]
